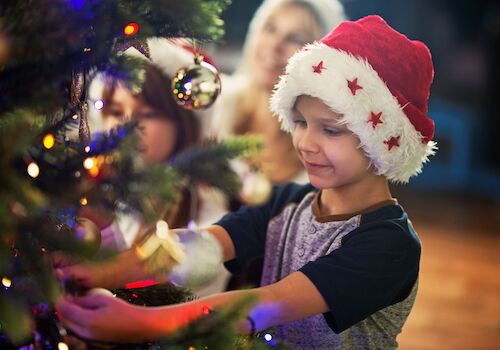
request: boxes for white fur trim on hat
[270,43,437,183]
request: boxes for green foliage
[173,136,263,196]
[153,294,269,350]
[0,0,230,114]
[0,1,282,349]
[0,297,31,344]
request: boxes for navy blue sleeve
[216,183,315,274]
[299,220,421,333]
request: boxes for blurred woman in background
[211,0,346,185]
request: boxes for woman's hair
[237,0,346,76]
[219,0,347,135]
[102,63,200,156]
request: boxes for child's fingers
[72,294,114,309]
[56,297,93,325]
[59,314,94,342]
[58,265,91,287]
[62,334,88,350]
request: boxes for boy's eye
[292,119,307,128]
[324,128,342,136]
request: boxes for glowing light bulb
[2,277,12,288]
[80,197,88,206]
[124,23,139,36]
[202,305,211,315]
[264,333,273,342]
[42,133,55,149]
[84,145,91,153]
[27,162,40,178]
[58,342,69,350]
[83,157,95,169]
[72,114,78,120]
[94,99,104,110]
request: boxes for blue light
[67,0,85,10]
[94,99,104,110]
[264,333,273,342]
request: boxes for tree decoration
[168,225,223,289]
[0,1,290,349]
[171,53,221,110]
[239,171,272,206]
[124,22,140,36]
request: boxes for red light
[202,305,211,315]
[124,22,139,36]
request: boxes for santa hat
[123,37,216,79]
[270,15,437,183]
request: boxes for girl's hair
[102,63,200,156]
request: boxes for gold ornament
[239,171,272,205]
[135,221,185,279]
[171,54,221,110]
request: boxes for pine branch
[172,136,262,195]
[0,0,230,114]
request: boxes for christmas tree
[0,1,281,349]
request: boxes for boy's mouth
[303,160,330,172]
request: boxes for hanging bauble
[169,227,222,289]
[75,217,101,256]
[240,171,272,206]
[171,54,221,110]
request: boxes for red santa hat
[270,15,437,183]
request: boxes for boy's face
[292,95,372,189]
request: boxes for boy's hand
[52,253,111,290]
[57,294,153,343]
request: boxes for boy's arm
[150,270,329,335]
[57,270,329,343]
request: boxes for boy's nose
[297,129,320,154]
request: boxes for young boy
[57,15,436,349]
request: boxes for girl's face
[249,3,319,90]
[292,95,373,189]
[104,84,178,166]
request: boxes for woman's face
[103,84,178,166]
[249,3,319,90]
